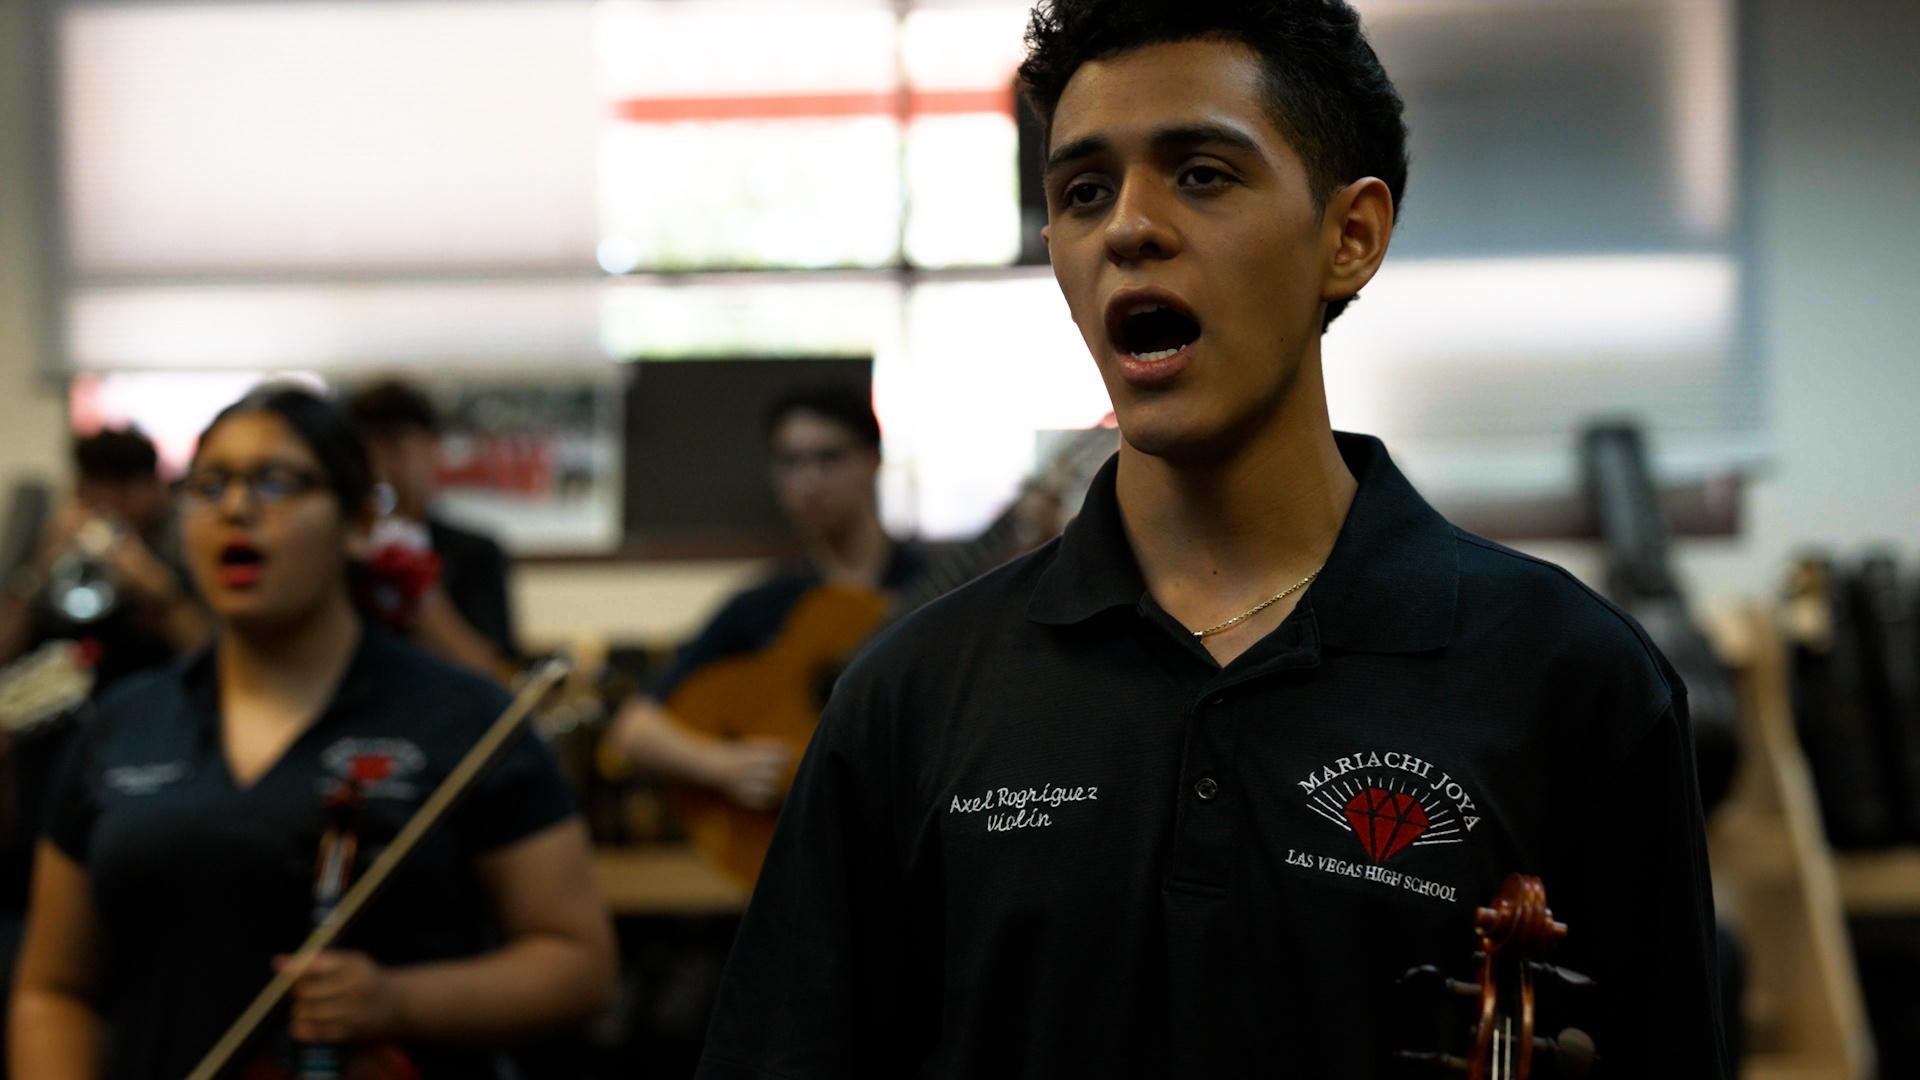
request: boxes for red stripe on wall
[611,87,1013,123]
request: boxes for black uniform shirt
[652,543,928,701]
[699,433,1727,1079]
[45,625,575,1079]
[428,515,519,661]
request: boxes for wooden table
[594,844,749,916]
[1833,847,1920,918]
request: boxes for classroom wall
[1515,0,1920,608]
[0,0,69,496]
[2,0,1916,647]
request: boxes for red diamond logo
[349,754,394,784]
[1343,786,1429,863]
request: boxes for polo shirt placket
[1138,602,1324,1071]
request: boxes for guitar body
[658,422,1119,884]
[667,584,891,883]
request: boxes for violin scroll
[1396,874,1599,1080]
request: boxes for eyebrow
[1044,123,1264,177]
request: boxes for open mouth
[1108,296,1202,362]
[217,541,265,586]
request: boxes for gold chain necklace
[1192,567,1323,639]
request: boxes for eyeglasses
[177,464,327,508]
[770,445,860,474]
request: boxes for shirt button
[1194,777,1220,801]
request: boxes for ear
[1040,222,1053,252]
[1320,177,1394,308]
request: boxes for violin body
[241,780,424,1080]
[187,662,570,1080]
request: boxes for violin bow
[185,658,571,1080]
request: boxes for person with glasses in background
[602,383,927,817]
[9,385,615,1079]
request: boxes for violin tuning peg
[1396,965,1481,1000]
[1397,964,1446,986]
[1531,1027,1598,1079]
[1526,961,1597,991]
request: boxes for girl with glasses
[9,385,616,1078]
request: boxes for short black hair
[73,427,159,484]
[196,384,375,514]
[1017,0,1409,328]
[763,383,882,451]
[345,378,441,438]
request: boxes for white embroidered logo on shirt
[1297,750,1481,860]
[103,762,188,796]
[318,737,426,799]
[948,782,1099,832]
[1284,750,1485,904]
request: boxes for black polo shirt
[45,625,575,1079]
[652,543,928,700]
[428,515,519,660]
[698,433,1727,1079]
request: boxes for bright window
[50,0,1755,549]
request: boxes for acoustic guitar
[666,425,1119,884]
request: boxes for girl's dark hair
[1017,0,1409,329]
[194,384,375,514]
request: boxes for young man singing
[697,2,1727,1076]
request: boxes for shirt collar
[181,620,389,737]
[1028,431,1458,654]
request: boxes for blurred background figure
[0,427,206,688]
[603,383,920,820]
[0,426,207,1074]
[584,384,926,1074]
[347,379,521,681]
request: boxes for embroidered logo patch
[1284,750,1484,904]
[1343,786,1429,862]
[319,737,426,799]
[104,761,188,796]
[947,782,1100,833]
[1298,750,1480,863]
